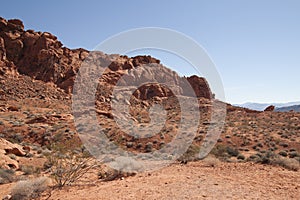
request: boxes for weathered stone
[264,105,275,112]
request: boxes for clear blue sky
[1,0,300,104]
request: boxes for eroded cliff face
[0,17,212,100]
[0,17,88,93]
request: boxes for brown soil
[43,161,299,200]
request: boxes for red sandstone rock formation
[0,17,212,100]
[264,105,275,112]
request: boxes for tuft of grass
[19,165,41,176]
[0,168,15,184]
[10,177,51,200]
[271,157,300,171]
[202,156,220,167]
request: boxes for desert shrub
[19,165,41,175]
[288,151,299,158]
[210,144,240,160]
[248,154,259,161]
[0,168,15,184]
[253,151,299,171]
[98,167,136,181]
[278,151,288,157]
[177,144,200,162]
[226,146,239,157]
[259,151,276,164]
[271,157,300,171]
[10,177,50,200]
[210,144,228,159]
[202,156,220,167]
[237,154,245,160]
[145,142,153,153]
[294,156,300,163]
[10,133,24,143]
[45,152,98,188]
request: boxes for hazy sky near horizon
[1,0,300,104]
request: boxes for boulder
[7,19,24,31]
[4,147,25,157]
[134,83,174,100]
[184,75,212,99]
[132,55,160,67]
[0,138,26,169]
[264,105,275,112]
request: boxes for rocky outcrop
[133,83,174,100]
[99,55,212,100]
[0,17,212,100]
[0,138,27,169]
[185,75,212,99]
[4,147,25,157]
[0,33,17,76]
[0,17,88,93]
[264,105,275,112]
[108,55,160,71]
[0,36,6,60]
[132,55,160,67]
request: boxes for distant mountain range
[275,104,300,112]
[234,101,300,111]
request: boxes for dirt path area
[44,162,299,200]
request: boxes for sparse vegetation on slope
[0,16,299,200]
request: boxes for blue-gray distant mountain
[234,101,300,111]
[275,105,300,112]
